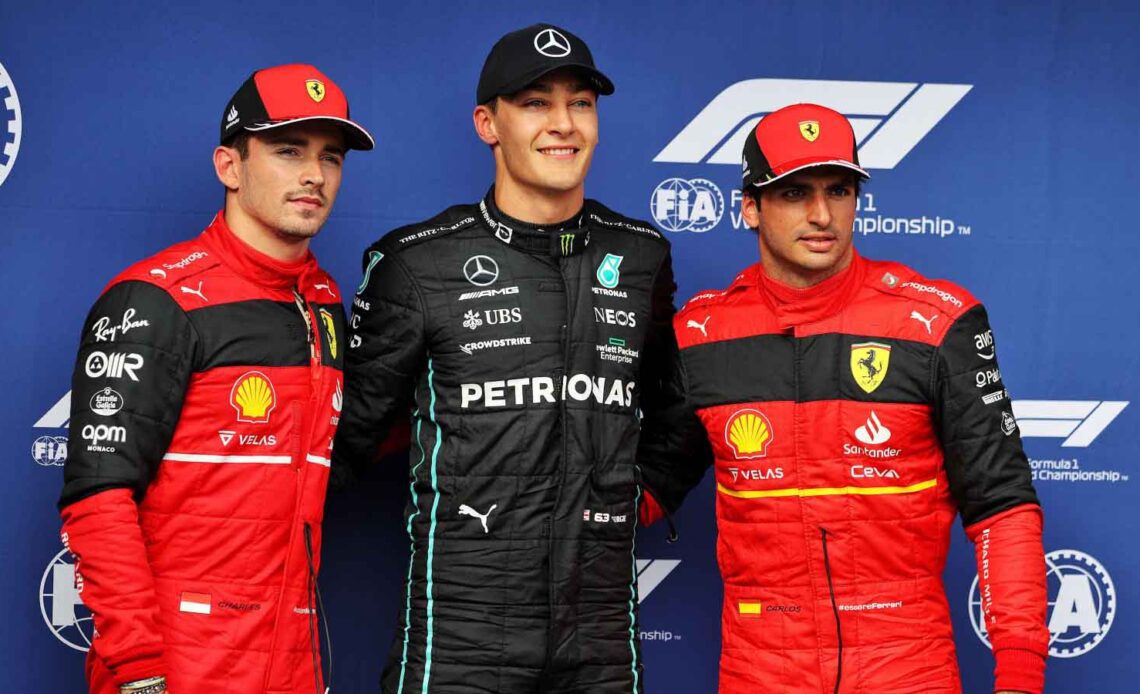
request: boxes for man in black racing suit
[332,22,709,694]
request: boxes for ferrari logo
[306,79,326,103]
[799,120,820,142]
[319,308,337,359]
[850,342,891,394]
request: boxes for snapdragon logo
[969,549,1115,658]
[0,61,23,187]
[654,79,971,169]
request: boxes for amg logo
[459,286,520,301]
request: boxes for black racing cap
[476,23,615,105]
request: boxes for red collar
[754,251,865,329]
[199,212,320,289]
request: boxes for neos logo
[654,79,972,169]
[650,178,724,233]
[40,548,94,652]
[0,61,23,187]
[969,549,1115,658]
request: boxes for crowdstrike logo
[0,61,23,187]
[636,559,681,604]
[969,548,1115,658]
[654,79,972,169]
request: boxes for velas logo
[725,409,774,459]
[0,61,23,188]
[650,178,724,233]
[654,78,971,169]
[596,254,623,289]
[319,308,337,359]
[533,28,572,57]
[40,548,93,652]
[969,548,1115,658]
[230,371,277,423]
[306,79,325,103]
[850,342,891,394]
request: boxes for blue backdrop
[4,1,1137,691]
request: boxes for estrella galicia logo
[596,254,623,289]
[40,548,94,652]
[654,79,971,169]
[650,178,724,233]
[357,250,384,294]
[0,60,23,187]
[969,548,1115,658]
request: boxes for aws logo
[969,548,1115,658]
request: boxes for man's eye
[277,147,299,156]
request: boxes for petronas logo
[357,250,384,294]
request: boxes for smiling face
[473,68,599,219]
[741,166,860,288]
[216,121,347,253]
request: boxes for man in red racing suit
[641,104,1048,694]
[57,64,373,694]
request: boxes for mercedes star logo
[533,28,572,58]
[463,255,500,287]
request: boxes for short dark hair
[224,130,252,160]
[741,173,863,210]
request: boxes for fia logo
[969,548,1115,658]
[0,61,23,188]
[650,178,724,233]
[40,548,94,652]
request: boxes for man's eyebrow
[261,133,308,146]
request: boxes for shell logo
[724,409,774,459]
[230,371,277,423]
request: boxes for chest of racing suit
[673,252,1039,694]
[59,213,345,694]
[334,191,689,694]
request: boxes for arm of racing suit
[635,250,714,529]
[936,303,1048,694]
[331,243,426,488]
[58,280,197,686]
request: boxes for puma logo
[686,316,711,337]
[458,503,498,534]
[180,281,208,302]
[910,310,938,334]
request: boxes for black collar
[478,188,591,258]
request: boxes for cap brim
[245,116,375,151]
[751,159,870,187]
[492,63,615,102]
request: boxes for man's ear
[473,104,499,146]
[741,190,762,230]
[214,145,241,192]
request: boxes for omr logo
[40,548,94,652]
[636,559,681,604]
[969,549,1115,658]
[0,60,23,187]
[654,79,972,169]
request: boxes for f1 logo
[654,79,972,169]
[636,559,681,604]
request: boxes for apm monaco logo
[650,178,724,233]
[969,549,1115,658]
[654,78,971,169]
[0,61,23,187]
[40,548,94,652]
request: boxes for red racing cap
[220,63,374,150]
[742,103,868,188]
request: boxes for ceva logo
[654,79,972,169]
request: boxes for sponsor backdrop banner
[3,1,1136,691]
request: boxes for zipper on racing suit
[820,527,842,694]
